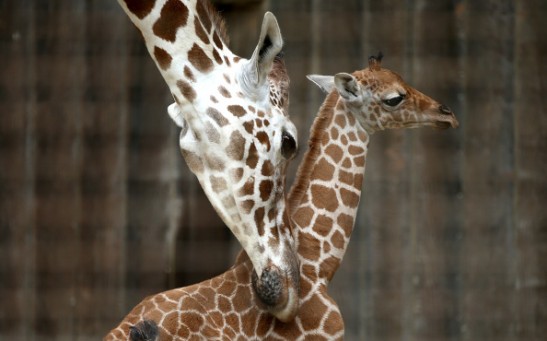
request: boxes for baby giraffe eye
[382,94,405,107]
[281,130,297,159]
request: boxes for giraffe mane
[198,0,230,45]
[288,91,340,213]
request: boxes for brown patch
[210,95,218,103]
[324,311,344,335]
[256,131,271,151]
[241,311,257,337]
[340,188,360,208]
[213,31,223,49]
[188,43,213,73]
[223,73,231,84]
[330,127,339,140]
[243,120,254,134]
[227,105,246,118]
[239,178,254,197]
[311,184,338,212]
[183,66,195,82]
[254,207,265,236]
[210,175,227,193]
[194,15,209,44]
[261,160,274,177]
[241,199,254,213]
[153,0,189,42]
[259,180,273,201]
[337,213,354,237]
[324,241,331,254]
[341,157,352,169]
[226,131,245,161]
[334,114,347,128]
[205,154,225,171]
[205,122,220,143]
[354,173,364,188]
[325,144,344,163]
[319,256,341,281]
[231,167,244,182]
[311,157,335,181]
[331,230,345,249]
[341,135,348,145]
[354,155,365,167]
[181,150,203,173]
[339,170,355,186]
[293,206,314,228]
[212,48,223,64]
[123,0,155,19]
[347,111,356,125]
[300,232,321,261]
[347,132,357,141]
[177,80,196,102]
[247,143,259,169]
[299,296,329,331]
[248,106,256,113]
[349,145,365,155]
[255,119,263,128]
[196,0,212,31]
[315,215,334,237]
[153,46,172,70]
[206,107,228,126]
[218,86,231,98]
[181,312,204,333]
[224,56,231,66]
[268,207,276,223]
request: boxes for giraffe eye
[383,94,405,107]
[281,130,297,159]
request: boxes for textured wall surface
[0,0,545,340]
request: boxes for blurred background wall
[0,0,545,340]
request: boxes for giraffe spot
[311,185,338,212]
[188,43,213,73]
[226,130,245,161]
[153,0,189,42]
[330,126,339,140]
[315,215,334,237]
[254,207,265,237]
[218,296,232,313]
[231,167,244,182]
[212,48,223,64]
[153,46,172,70]
[319,256,341,281]
[243,120,254,134]
[349,145,365,155]
[340,188,360,208]
[339,157,350,169]
[347,132,357,142]
[354,173,364,188]
[354,155,365,167]
[324,311,344,335]
[300,297,329,331]
[210,95,218,103]
[337,213,354,237]
[241,199,254,213]
[261,160,274,177]
[293,207,314,228]
[176,325,191,339]
[247,143,259,169]
[248,106,256,113]
[256,131,271,152]
[183,66,195,82]
[334,114,347,128]
[341,134,348,145]
[123,0,155,19]
[239,178,254,197]
[331,230,345,249]
[194,15,209,44]
[347,111,357,125]
[224,56,231,66]
[268,207,276,223]
[259,180,273,202]
[255,119,263,128]
[210,175,227,193]
[339,170,355,186]
[195,0,212,32]
[300,276,313,296]
[227,105,246,118]
[181,312,204,333]
[219,279,236,295]
[213,31,223,49]
[223,73,231,84]
[300,232,321,261]
[324,241,331,253]
[181,150,203,173]
[207,107,228,127]
[233,285,250,312]
[241,311,257,337]
[325,144,343,163]
[218,86,231,98]
[311,157,335,181]
[177,79,196,102]
[205,154,225,171]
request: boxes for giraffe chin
[251,264,300,322]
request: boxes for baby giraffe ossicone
[104,54,458,340]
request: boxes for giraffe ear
[307,75,335,93]
[167,102,185,128]
[334,73,360,100]
[241,12,283,91]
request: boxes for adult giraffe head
[117,0,299,320]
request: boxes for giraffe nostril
[439,104,453,115]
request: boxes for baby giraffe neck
[289,91,370,283]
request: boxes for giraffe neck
[289,91,369,284]
[118,0,236,105]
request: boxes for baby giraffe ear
[306,75,335,93]
[334,73,360,100]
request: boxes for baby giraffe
[104,54,458,340]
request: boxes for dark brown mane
[288,91,340,214]
[198,0,230,45]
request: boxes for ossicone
[368,51,384,71]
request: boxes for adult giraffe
[117,0,299,319]
[104,54,458,340]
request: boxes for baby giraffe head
[168,12,299,321]
[308,52,459,132]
